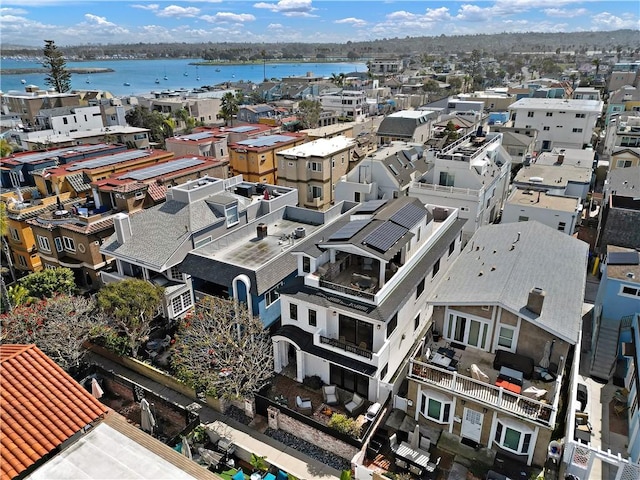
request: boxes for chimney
[257,223,268,240]
[113,212,132,244]
[526,287,545,315]
[557,153,564,165]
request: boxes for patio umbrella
[181,436,192,460]
[90,378,104,399]
[140,398,156,434]
[410,424,421,448]
[540,340,552,369]
[471,364,490,382]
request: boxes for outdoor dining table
[430,352,452,368]
[395,441,430,468]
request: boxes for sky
[1,0,639,48]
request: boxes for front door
[460,407,483,443]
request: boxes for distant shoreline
[1,67,114,75]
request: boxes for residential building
[607,62,640,93]
[135,90,222,126]
[591,246,640,381]
[228,134,306,184]
[407,131,511,242]
[319,90,368,122]
[180,195,351,328]
[0,344,212,480]
[508,98,603,151]
[596,166,640,252]
[92,156,230,211]
[409,221,588,466]
[166,130,230,159]
[0,143,125,189]
[621,313,640,463]
[0,344,108,480]
[456,91,517,111]
[0,85,81,129]
[610,148,640,170]
[276,136,356,210]
[237,104,278,124]
[512,149,593,203]
[27,203,116,290]
[605,86,640,126]
[35,105,105,134]
[376,110,437,145]
[488,126,537,167]
[572,87,602,101]
[99,176,290,322]
[273,197,466,403]
[33,148,174,199]
[334,142,429,203]
[4,190,80,274]
[502,188,582,235]
[368,58,403,76]
[17,125,151,150]
[300,122,356,140]
[602,113,640,158]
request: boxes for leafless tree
[172,297,273,400]
[0,294,106,371]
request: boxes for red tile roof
[0,344,107,480]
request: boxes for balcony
[319,335,373,359]
[409,348,558,427]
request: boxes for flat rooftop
[277,136,353,157]
[194,216,324,269]
[514,164,592,187]
[606,245,640,282]
[507,189,581,212]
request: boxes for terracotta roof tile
[147,183,167,202]
[0,344,107,480]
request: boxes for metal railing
[320,335,373,359]
[409,359,555,426]
[318,278,376,302]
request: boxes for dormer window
[225,204,239,227]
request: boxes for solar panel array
[362,221,408,253]
[228,125,259,133]
[608,251,640,265]
[14,144,112,164]
[328,219,371,241]
[356,199,388,214]
[181,132,214,141]
[237,135,294,148]
[119,158,206,181]
[389,202,425,229]
[66,150,149,171]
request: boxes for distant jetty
[1,67,114,75]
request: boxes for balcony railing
[409,359,555,427]
[319,278,376,302]
[320,335,373,360]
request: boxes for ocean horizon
[0,58,367,97]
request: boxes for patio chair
[295,395,312,415]
[344,393,366,417]
[394,458,408,470]
[322,385,339,406]
[409,464,423,476]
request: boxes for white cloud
[544,8,588,18]
[131,4,159,11]
[267,23,283,29]
[84,14,115,26]
[0,7,26,15]
[202,12,256,23]
[591,11,640,30]
[156,5,200,18]
[253,0,315,16]
[334,17,367,28]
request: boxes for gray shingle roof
[607,165,640,197]
[428,221,589,343]
[101,199,223,270]
[377,117,421,139]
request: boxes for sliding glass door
[446,312,489,350]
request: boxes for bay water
[0,58,367,97]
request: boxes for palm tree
[219,92,239,126]
[591,58,601,77]
[0,138,13,158]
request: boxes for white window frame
[420,391,452,424]
[445,310,490,350]
[308,161,322,172]
[496,324,517,351]
[619,285,640,298]
[62,236,76,252]
[194,236,212,248]
[54,237,63,252]
[16,255,28,267]
[169,266,183,281]
[616,159,633,168]
[225,204,239,227]
[9,228,20,242]
[264,282,282,308]
[310,185,322,200]
[493,418,533,455]
[37,235,51,252]
[171,291,192,316]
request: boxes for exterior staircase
[589,321,620,381]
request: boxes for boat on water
[155,78,160,84]
[164,75,168,80]
[21,79,26,84]
[123,82,131,86]
[215,68,221,72]
[183,71,188,77]
[86,77,91,84]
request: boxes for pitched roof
[428,221,589,343]
[0,344,107,480]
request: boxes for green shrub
[328,413,361,437]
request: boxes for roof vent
[627,272,635,279]
[526,287,545,315]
